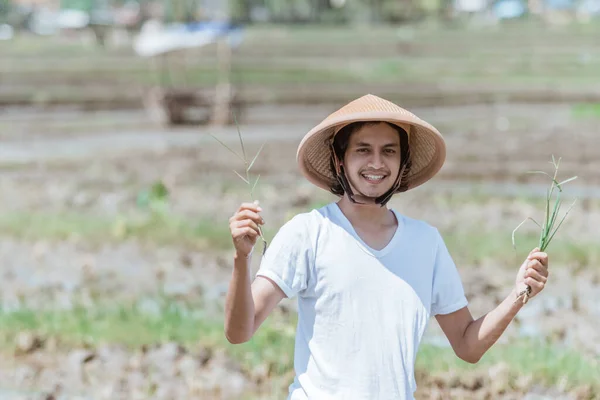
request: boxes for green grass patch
[442,229,591,267]
[0,211,240,251]
[417,339,600,394]
[0,300,295,375]
[572,103,600,119]
[0,301,597,395]
[0,210,594,266]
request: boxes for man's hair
[329,121,411,196]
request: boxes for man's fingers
[230,209,264,225]
[236,202,263,214]
[521,249,549,298]
[528,251,548,266]
[527,259,549,277]
[525,267,548,284]
[234,219,261,235]
[525,277,545,293]
[233,226,259,239]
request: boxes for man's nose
[367,152,385,169]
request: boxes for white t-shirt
[256,203,468,400]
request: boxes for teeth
[363,174,384,180]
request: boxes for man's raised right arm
[224,202,286,344]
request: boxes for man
[224,94,549,399]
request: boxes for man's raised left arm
[435,248,549,364]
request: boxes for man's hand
[225,201,284,344]
[515,247,549,301]
[229,201,265,258]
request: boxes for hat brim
[296,110,446,194]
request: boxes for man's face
[341,123,402,199]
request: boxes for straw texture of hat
[296,94,446,194]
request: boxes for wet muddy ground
[0,102,598,399]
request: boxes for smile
[361,173,387,183]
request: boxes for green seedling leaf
[558,176,578,187]
[210,133,244,162]
[528,170,561,188]
[514,156,577,302]
[252,174,261,195]
[248,144,265,172]
[544,199,577,250]
[212,110,269,255]
[512,217,542,251]
[527,170,553,177]
[233,112,247,162]
[233,169,250,184]
[517,157,577,254]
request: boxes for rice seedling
[512,156,577,303]
[210,113,268,255]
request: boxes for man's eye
[357,148,368,153]
[385,149,396,154]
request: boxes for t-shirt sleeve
[255,214,315,299]
[431,229,468,315]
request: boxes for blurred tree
[381,0,427,22]
[437,0,456,22]
[228,0,455,23]
[61,0,94,12]
[0,0,10,22]
[232,0,346,23]
[231,0,252,21]
[163,0,201,23]
[310,0,330,20]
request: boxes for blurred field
[3,23,600,108]
[1,22,600,399]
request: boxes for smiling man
[224,94,549,400]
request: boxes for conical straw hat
[296,94,446,194]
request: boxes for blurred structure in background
[134,19,244,126]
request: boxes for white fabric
[256,203,468,400]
